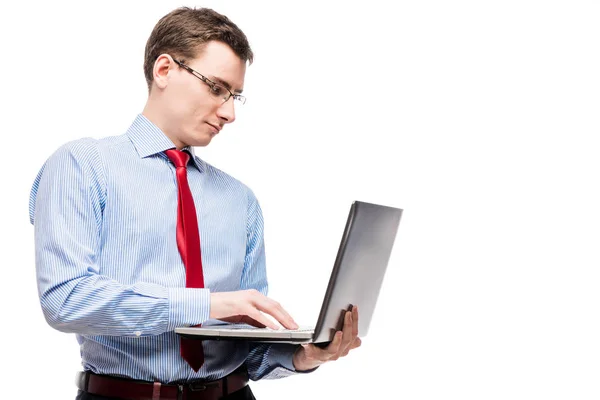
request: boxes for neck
[142,100,185,150]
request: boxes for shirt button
[135,331,142,337]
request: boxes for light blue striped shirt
[29,114,301,383]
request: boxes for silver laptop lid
[312,201,402,343]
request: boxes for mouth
[206,123,221,135]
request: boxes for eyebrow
[210,75,243,94]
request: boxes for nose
[216,98,236,124]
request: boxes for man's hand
[210,290,298,330]
[292,306,361,371]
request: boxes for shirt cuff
[167,287,211,330]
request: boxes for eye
[209,84,226,96]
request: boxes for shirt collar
[126,114,204,171]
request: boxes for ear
[152,54,175,90]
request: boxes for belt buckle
[188,382,208,392]
[177,379,219,399]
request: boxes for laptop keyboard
[220,325,314,333]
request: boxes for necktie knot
[165,149,190,168]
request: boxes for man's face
[158,40,246,148]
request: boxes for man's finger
[326,331,344,360]
[269,299,298,329]
[352,306,359,337]
[339,336,362,358]
[246,309,280,330]
[239,316,267,328]
[253,294,298,329]
[337,311,354,355]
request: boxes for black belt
[76,368,249,400]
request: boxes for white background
[1,0,599,399]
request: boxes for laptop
[175,200,403,345]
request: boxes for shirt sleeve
[240,189,317,380]
[29,139,210,337]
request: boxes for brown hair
[143,7,253,92]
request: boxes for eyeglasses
[172,58,246,105]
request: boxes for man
[29,7,360,400]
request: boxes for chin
[190,134,214,147]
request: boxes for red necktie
[165,149,205,372]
